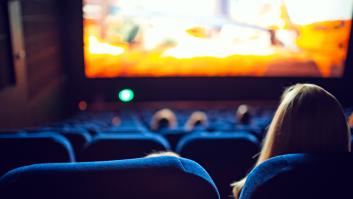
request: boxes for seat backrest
[25,128,92,159]
[0,156,220,199]
[240,153,353,199]
[176,132,259,199]
[161,129,190,150]
[52,128,92,157]
[0,132,75,176]
[80,133,170,161]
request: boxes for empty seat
[0,133,75,176]
[234,125,264,141]
[176,132,259,199]
[0,129,25,134]
[25,128,92,159]
[0,156,220,199]
[100,128,146,134]
[80,133,170,161]
[240,153,353,199]
[56,129,92,159]
[161,129,190,150]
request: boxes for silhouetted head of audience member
[236,104,252,125]
[232,83,351,199]
[145,151,180,158]
[150,108,178,131]
[185,111,208,132]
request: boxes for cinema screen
[83,0,353,78]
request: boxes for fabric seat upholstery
[80,133,170,161]
[240,153,353,199]
[176,132,259,199]
[0,156,220,199]
[0,133,74,176]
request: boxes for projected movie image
[83,0,353,78]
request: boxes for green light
[118,89,134,103]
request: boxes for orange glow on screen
[83,0,353,78]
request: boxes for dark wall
[21,0,63,98]
[0,0,67,128]
[0,1,14,90]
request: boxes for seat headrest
[176,132,259,152]
[240,153,353,199]
[80,133,170,161]
[0,132,75,176]
[0,156,220,199]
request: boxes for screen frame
[61,0,353,105]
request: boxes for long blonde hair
[232,84,351,198]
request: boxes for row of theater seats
[1,152,353,199]
[0,130,259,198]
[0,156,220,199]
[1,107,353,199]
[60,108,273,136]
[3,127,353,199]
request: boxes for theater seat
[176,132,259,199]
[0,133,75,176]
[80,133,171,161]
[25,128,92,159]
[56,130,92,159]
[162,129,190,150]
[0,156,220,199]
[240,153,353,199]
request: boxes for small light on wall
[118,88,134,103]
[78,100,88,111]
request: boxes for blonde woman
[232,83,351,198]
[348,112,353,128]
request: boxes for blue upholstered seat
[0,132,75,177]
[25,128,92,159]
[0,129,25,134]
[176,132,259,199]
[80,133,171,161]
[240,153,353,199]
[0,156,220,199]
[161,129,190,150]
[56,129,92,158]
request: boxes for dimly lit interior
[0,0,353,199]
